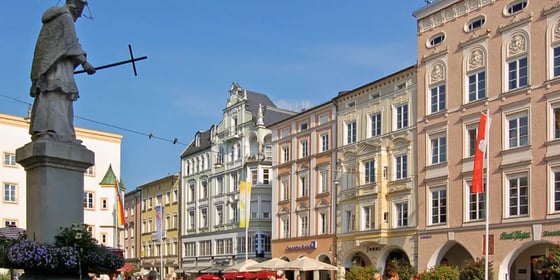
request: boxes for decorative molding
[468,48,485,71]
[422,46,449,64]
[507,33,527,57]
[459,30,491,48]
[430,63,446,85]
[498,12,533,33]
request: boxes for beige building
[0,112,123,247]
[270,101,337,280]
[333,66,417,278]
[139,174,180,278]
[414,0,560,279]
[123,187,142,272]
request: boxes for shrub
[460,258,492,280]
[345,266,379,280]
[419,265,460,280]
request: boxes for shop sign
[420,235,432,239]
[543,230,560,237]
[499,230,530,240]
[286,240,317,251]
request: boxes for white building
[0,112,123,247]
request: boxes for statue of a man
[29,0,95,142]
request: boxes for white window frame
[318,211,328,234]
[300,139,309,158]
[298,173,308,198]
[430,84,446,114]
[281,145,290,163]
[320,133,329,152]
[507,56,528,91]
[394,200,409,228]
[395,103,409,130]
[364,159,375,184]
[430,133,447,165]
[429,186,447,226]
[550,101,560,141]
[394,154,408,180]
[318,168,329,194]
[83,191,94,209]
[369,112,382,137]
[467,70,486,102]
[506,111,529,149]
[299,213,308,237]
[346,120,357,144]
[281,216,289,238]
[3,183,16,202]
[466,181,486,222]
[3,153,16,167]
[362,204,375,230]
[506,172,529,218]
[280,176,290,201]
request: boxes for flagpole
[484,109,490,280]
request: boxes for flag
[115,179,126,225]
[472,112,489,193]
[239,181,252,228]
[155,205,164,241]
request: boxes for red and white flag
[472,112,489,193]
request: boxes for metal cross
[74,44,147,76]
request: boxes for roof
[180,128,212,158]
[0,226,25,239]
[245,90,296,126]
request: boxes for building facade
[123,187,142,272]
[270,101,338,280]
[179,83,295,274]
[138,174,180,278]
[0,112,123,247]
[333,67,418,278]
[414,0,560,279]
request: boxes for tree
[345,266,379,280]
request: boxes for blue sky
[0,1,424,189]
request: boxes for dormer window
[466,16,486,32]
[506,0,527,15]
[428,33,445,48]
[195,134,200,147]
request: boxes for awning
[184,266,211,273]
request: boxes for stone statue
[29,0,95,142]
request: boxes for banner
[472,112,489,193]
[155,205,164,241]
[239,181,252,228]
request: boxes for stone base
[16,139,94,244]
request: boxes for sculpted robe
[29,5,87,142]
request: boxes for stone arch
[341,249,373,270]
[498,240,556,280]
[378,245,412,274]
[425,240,474,270]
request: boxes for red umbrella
[201,274,220,280]
[256,271,278,279]
[224,272,239,279]
[238,272,257,279]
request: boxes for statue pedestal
[16,140,94,244]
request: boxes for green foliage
[419,265,460,280]
[389,259,416,280]
[345,266,379,280]
[537,243,560,277]
[0,236,15,268]
[460,258,493,280]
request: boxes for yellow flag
[239,181,252,228]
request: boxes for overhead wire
[0,92,187,146]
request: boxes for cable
[0,93,187,146]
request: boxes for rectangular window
[508,174,529,217]
[300,140,309,158]
[184,242,196,257]
[396,202,408,227]
[508,57,528,90]
[430,84,446,113]
[282,146,290,163]
[281,216,289,238]
[300,121,308,131]
[251,169,258,186]
[364,160,375,183]
[3,153,16,167]
[431,188,447,225]
[216,176,224,195]
[84,166,95,176]
[467,127,478,157]
[431,135,447,164]
[4,183,16,202]
[319,212,328,234]
[231,202,239,223]
[188,211,195,230]
[395,155,408,180]
[346,121,357,144]
[468,183,486,221]
[345,210,355,232]
[363,206,374,230]
[216,205,224,225]
[554,171,560,212]
[554,46,560,78]
[299,215,308,237]
[201,180,208,199]
[201,208,208,228]
[320,133,329,152]
[370,112,382,137]
[396,104,409,129]
[299,174,308,197]
[189,182,195,202]
[199,240,212,256]
[281,176,290,200]
[508,113,529,148]
[553,107,560,140]
[468,71,486,102]
[319,114,329,125]
[83,192,94,209]
[263,169,270,184]
[319,169,329,193]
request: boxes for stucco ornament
[430,63,445,84]
[468,49,484,70]
[508,34,526,57]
